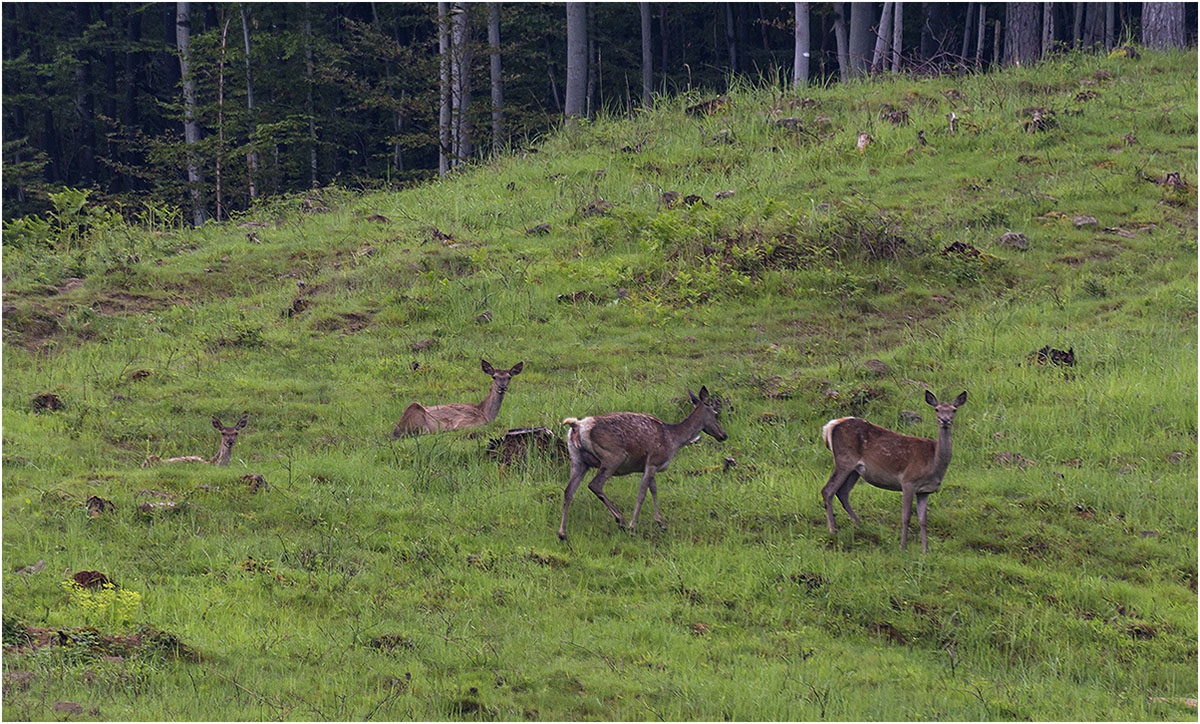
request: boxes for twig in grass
[563,639,620,673]
[209,668,291,719]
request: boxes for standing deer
[821,390,967,552]
[391,359,523,438]
[558,386,728,539]
[142,414,249,467]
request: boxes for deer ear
[925,390,938,407]
[481,359,495,375]
[698,386,711,403]
[211,416,222,430]
[688,388,700,405]
[954,391,967,407]
[510,361,523,375]
[236,414,249,429]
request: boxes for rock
[998,231,1029,250]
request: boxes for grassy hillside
[3,49,1196,720]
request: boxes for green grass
[3,49,1196,720]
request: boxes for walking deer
[821,390,966,553]
[142,414,249,467]
[558,387,727,539]
[391,359,523,438]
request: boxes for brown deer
[821,390,966,553]
[142,414,249,467]
[558,387,728,539]
[391,359,523,438]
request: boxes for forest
[2,2,1196,225]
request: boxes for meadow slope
[2,50,1197,720]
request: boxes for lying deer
[821,390,967,553]
[558,386,728,539]
[391,359,523,438]
[142,414,249,468]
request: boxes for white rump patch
[821,417,855,450]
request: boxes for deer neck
[212,439,236,466]
[477,381,506,423]
[932,423,954,475]
[665,405,706,452]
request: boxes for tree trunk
[1004,3,1041,65]
[1104,2,1115,49]
[793,2,810,88]
[977,9,986,68]
[871,2,894,73]
[1041,2,1055,56]
[640,2,653,106]
[1072,2,1084,46]
[451,2,471,166]
[438,2,451,174]
[848,2,875,76]
[215,17,230,222]
[961,2,976,58]
[1142,2,1186,49]
[892,1,903,72]
[585,2,597,116]
[122,7,142,192]
[241,6,259,200]
[723,2,737,75]
[488,3,504,150]
[176,1,204,226]
[303,8,318,188]
[659,3,668,85]
[564,2,588,118]
[833,2,850,81]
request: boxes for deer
[558,386,728,539]
[391,359,523,438]
[820,390,967,553]
[142,414,249,467]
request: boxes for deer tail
[561,417,581,427]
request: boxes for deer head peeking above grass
[142,414,249,467]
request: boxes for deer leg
[629,467,659,534]
[558,460,590,539]
[821,469,859,533]
[835,472,861,524]
[899,485,915,551]
[648,475,664,529]
[586,468,625,529]
[915,493,931,554]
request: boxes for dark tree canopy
[2,2,1195,223]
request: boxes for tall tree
[438,2,451,174]
[303,6,318,188]
[1004,3,1042,65]
[793,1,810,88]
[176,1,205,226]
[891,0,903,71]
[1142,2,1186,49]
[833,3,851,81]
[640,2,653,106]
[847,2,875,76]
[723,2,738,75]
[871,2,895,72]
[488,3,504,151]
[564,2,588,118]
[240,6,259,200]
[450,2,472,166]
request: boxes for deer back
[569,412,674,475]
[824,417,939,491]
[421,402,494,431]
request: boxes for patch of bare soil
[3,288,175,353]
[312,311,374,334]
[4,624,201,662]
